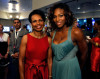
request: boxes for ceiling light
[77,7,80,9]
[98,4,100,5]
[16,15,19,18]
[9,15,12,18]
[8,0,18,4]
[8,0,19,12]
[83,11,85,13]
[16,4,19,12]
[8,3,13,12]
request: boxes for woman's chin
[34,29,43,32]
[57,25,64,29]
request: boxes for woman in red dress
[19,10,52,79]
[87,20,100,79]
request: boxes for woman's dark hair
[95,20,100,26]
[48,3,74,30]
[0,24,3,28]
[28,9,46,23]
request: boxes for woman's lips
[57,22,61,25]
[37,26,41,29]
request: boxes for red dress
[90,37,100,72]
[25,34,49,79]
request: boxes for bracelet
[7,52,9,53]
[95,42,99,47]
[49,76,52,77]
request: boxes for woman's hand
[0,53,4,59]
[4,53,8,59]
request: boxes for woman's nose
[37,21,40,24]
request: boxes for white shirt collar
[15,28,21,39]
[15,28,21,33]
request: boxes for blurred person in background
[45,27,50,36]
[87,20,100,79]
[9,29,13,37]
[22,25,29,33]
[0,24,10,79]
[9,19,28,79]
[73,18,78,28]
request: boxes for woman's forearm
[48,58,52,79]
[19,59,25,79]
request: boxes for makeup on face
[53,8,66,28]
[31,14,44,32]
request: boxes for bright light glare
[16,15,19,18]
[8,3,19,12]
[8,3,13,12]
[77,19,79,22]
[77,7,80,9]
[84,19,87,23]
[9,15,12,18]
[16,4,19,12]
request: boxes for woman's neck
[33,30,44,39]
[57,25,68,33]
[0,32,3,37]
[34,30,43,35]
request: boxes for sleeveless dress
[0,33,9,67]
[52,27,81,79]
[25,34,49,79]
[90,37,100,72]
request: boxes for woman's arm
[88,39,100,47]
[19,35,27,79]
[47,37,52,79]
[73,28,88,69]
[4,36,10,58]
[7,36,10,52]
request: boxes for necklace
[33,32,44,39]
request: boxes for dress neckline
[28,33,47,40]
[52,39,68,45]
[52,27,71,45]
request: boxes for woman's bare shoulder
[72,27,83,36]
[72,27,85,41]
[21,34,28,43]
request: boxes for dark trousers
[0,66,8,79]
[8,58,19,79]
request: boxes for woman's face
[93,22,98,30]
[31,14,44,32]
[53,8,66,28]
[73,20,78,27]
[0,25,3,33]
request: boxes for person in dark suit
[9,19,28,79]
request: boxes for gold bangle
[95,42,99,47]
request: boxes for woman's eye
[39,19,43,22]
[32,20,36,23]
[59,15,64,17]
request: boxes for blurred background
[0,0,100,34]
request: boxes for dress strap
[67,26,72,41]
[52,31,56,42]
